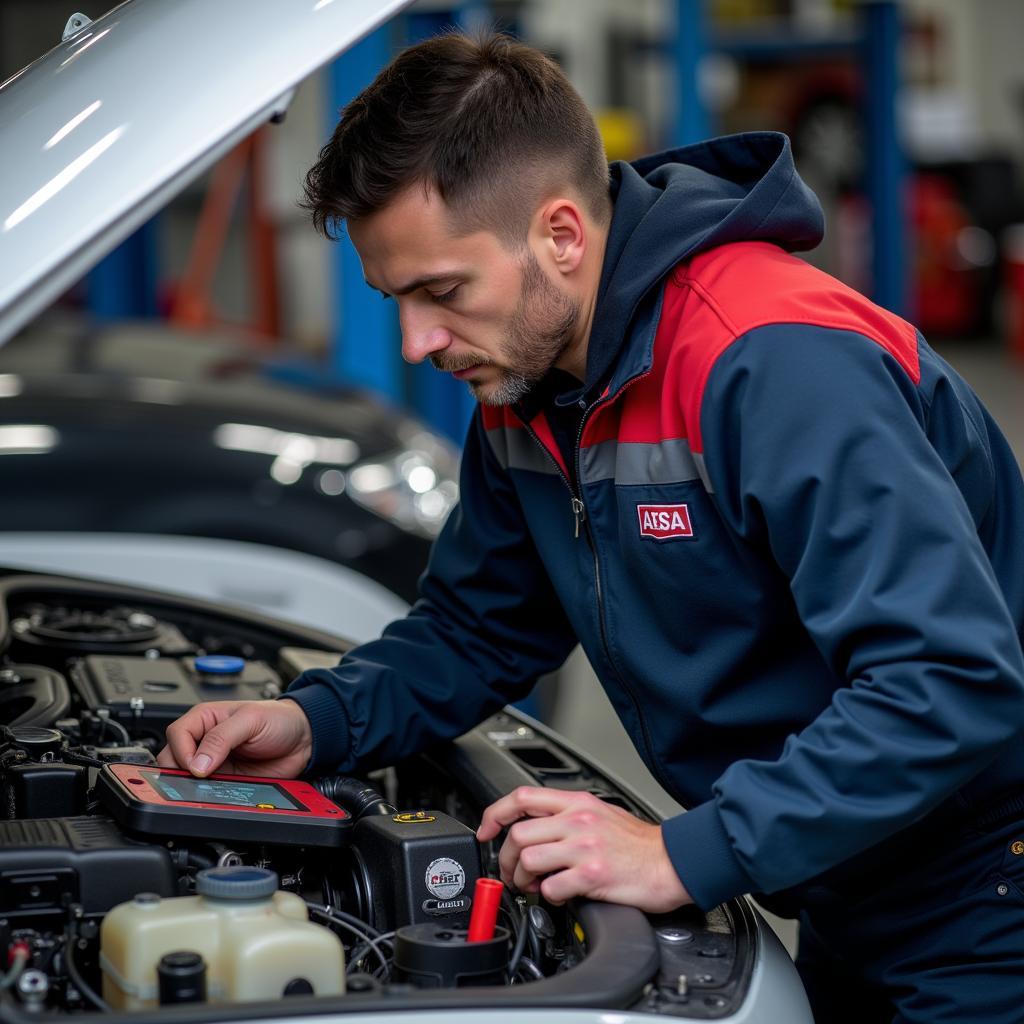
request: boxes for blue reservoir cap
[196,867,278,900]
[194,655,245,675]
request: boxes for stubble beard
[432,254,580,407]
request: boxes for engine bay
[0,571,756,1020]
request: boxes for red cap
[467,877,503,942]
[7,940,31,967]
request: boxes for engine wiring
[346,932,396,979]
[304,902,393,980]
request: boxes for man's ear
[533,198,586,277]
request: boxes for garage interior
[1,0,1023,1006]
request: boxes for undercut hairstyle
[301,31,612,245]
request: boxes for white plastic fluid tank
[100,867,345,1009]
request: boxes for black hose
[63,927,110,1013]
[527,922,541,964]
[507,897,530,980]
[514,956,545,981]
[89,712,132,747]
[60,750,106,769]
[312,777,395,819]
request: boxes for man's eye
[431,286,460,305]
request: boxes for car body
[0,1,813,1021]
[0,320,459,606]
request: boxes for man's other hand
[476,787,692,913]
[156,699,313,779]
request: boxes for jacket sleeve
[662,323,1024,909]
[284,408,578,774]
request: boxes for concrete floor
[546,338,1024,955]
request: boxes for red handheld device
[96,763,352,847]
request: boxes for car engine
[0,571,757,1020]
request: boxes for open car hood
[0,0,411,344]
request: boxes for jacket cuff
[279,684,351,774]
[660,800,755,910]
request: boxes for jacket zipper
[518,374,678,795]
[570,497,586,538]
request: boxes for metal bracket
[269,87,297,125]
[62,12,93,41]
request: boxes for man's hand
[156,699,313,779]
[476,787,692,913]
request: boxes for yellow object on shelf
[595,109,646,163]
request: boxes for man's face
[349,186,580,406]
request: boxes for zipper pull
[571,497,586,538]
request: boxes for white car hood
[0,0,410,344]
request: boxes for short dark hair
[301,31,611,244]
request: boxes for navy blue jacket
[287,132,1024,910]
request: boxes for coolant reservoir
[100,867,345,1009]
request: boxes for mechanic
[159,32,1024,1022]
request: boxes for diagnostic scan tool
[96,763,352,847]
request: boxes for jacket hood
[584,131,825,392]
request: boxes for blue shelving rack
[677,0,908,316]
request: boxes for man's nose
[399,307,452,364]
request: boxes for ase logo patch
[637,503,694,540]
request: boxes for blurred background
[1,0,1023,823]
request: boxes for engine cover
[69,655,281,731]
[0,816,175,919]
